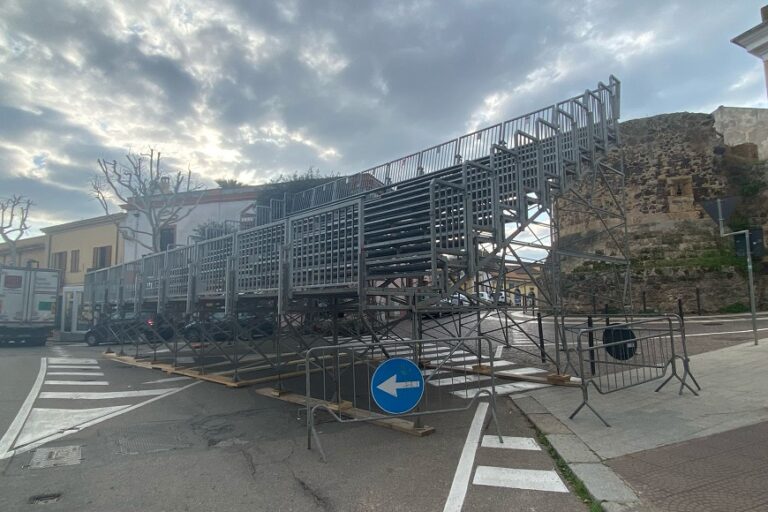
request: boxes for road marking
[47,358,98,365]
[686,327,768,337]
[39,389,178,400]
[142,376,191,384]
[0,358,47,457]
[497,367,547,376]
[458,361,515,370]
[44,380,110,386]
[443,402,488,512]
[451,382,549,399]
[48,365,101,370]
[14,406,130,448]
[495,345,504,359]
[481,435,540,451]
[47,372,106,377]
[427,375,492,387]
[473,466,568,493]
[6,381,201,458]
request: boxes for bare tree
[0,195,33,266]
[92,149,205,253]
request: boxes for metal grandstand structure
[84,76,628,381]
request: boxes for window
[70,250,80,273]
[159,226,176,251]
[52,251,67,272]
[92,246,112,270]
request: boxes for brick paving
[607,421,768,512]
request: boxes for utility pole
[717,199,759,345]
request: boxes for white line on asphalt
[47,372,105,377]
[497,367,548,376]
[457,361,515,370]
[14,405,130,448]
[7,381,202,458]
[44,380,110,386]
[472,465,568,493]
[427,375,492,387]
[47,365,101,370]
[142,376,192,384]
[39,389,178,400]
[495,345,504,360]
[481,435,540,451]
[443,402,488,512]
[686,327,768,337]
[47,358,98,365]
[451,382,549,399]
[0,358,47,458]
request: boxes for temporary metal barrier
[567,315,700,426]
[304,337,502,461]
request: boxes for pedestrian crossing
[0,354,195,459]
[443,404,570,512]
[402,344,553,400]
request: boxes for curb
[511,395,659,512]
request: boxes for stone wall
[712,106,768,160]
[559,112,768,313]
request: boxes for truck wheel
[85,333,99,346]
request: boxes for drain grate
[29,446,82,469]
[702,322,724,326]
[28,493,62,504]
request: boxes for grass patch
[719,302,749,314]
[534,429,603,512]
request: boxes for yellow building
[0,234,47,267]
[41,213,126,340]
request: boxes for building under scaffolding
[84,76,627,381]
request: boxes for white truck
[0,265,59,346]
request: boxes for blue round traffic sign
[371,358,425,415]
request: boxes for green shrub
[719,302,749,314]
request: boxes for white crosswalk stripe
[0,355,195,460]
[473,466,568,493]
[43,380,110,386]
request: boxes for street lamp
[717,199,760,345]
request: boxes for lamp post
[717,199,759,345]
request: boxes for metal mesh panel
[420,141,458,175]
[196,234,234,296]
[122,261,140,303]
[430,182,467,256]
[166,246,192,299]
[464,163,496,230]
[457,123,503,162]
[106,265,122,304]
[236,221,285,294]
[290,202,360,290]
[141,253,165,300]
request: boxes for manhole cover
[29,446,82,469]
[28,493,62,504]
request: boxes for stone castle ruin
[561,109,768,313]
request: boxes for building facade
[42,213,126,340]
[0,234,47,267]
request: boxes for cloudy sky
[1,0,766,235]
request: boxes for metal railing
[567,315,700,426]
[304,337,502,461]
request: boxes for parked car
[84,311,174,346]
[183,311,274,342]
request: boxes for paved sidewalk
[526,340,768,459]
[512,339,768,511]
[607,421,768,511]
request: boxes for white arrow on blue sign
[371,358,425,415]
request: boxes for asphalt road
[0,341,587,512]
[0,313,763,511]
